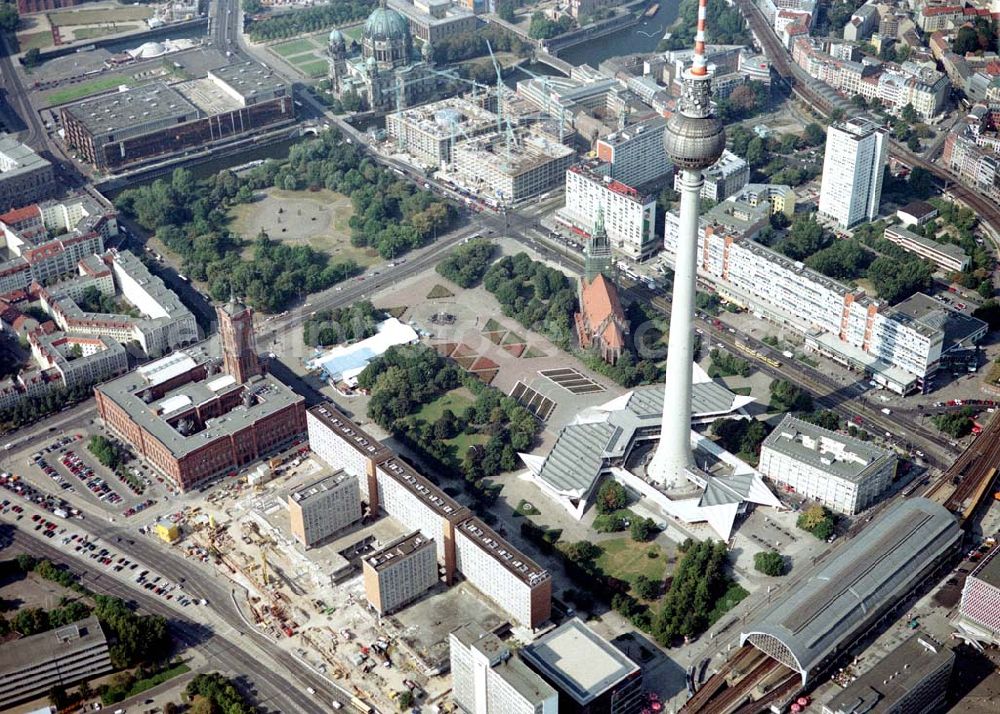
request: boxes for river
[557,0,681,67]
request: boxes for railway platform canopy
[740,498,960,686]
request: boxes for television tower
[647,2,726,488]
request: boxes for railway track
[694,658,782,714]
[680,646,758,713]
[922,412,1000,522]
[732,670,801,714]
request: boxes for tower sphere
[663,109,726,171]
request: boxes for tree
[780,215,829,260]
[48,685,68,710]
[802,410,841,431]
[803,122,825,147]
[596,479,627,514]
[630,517,656,542]
[0,2,17,32]
[23,47,40,68]
[797,505,835,540]
[906,134,921,153]
[634,575,661,600]
[973,299,1000,330]
[242,0,262,11]
[189,696,218,714]
[753,550,785,576]
[769,379,813,412]
[78,681,93,700]
[497,0,515,21]
[397,691,414,710]
[563,541,601,565]
[900,103,918,123]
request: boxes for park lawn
[47,75,135,105]
[297,59,330,78]
[272,37,316,56]
[411,387,476,424]
[730,386,752,396]
[595,538,669,586]
[72,24,140,40]
[18,31,53,51]
[48,5,152,24]
[343,24,364,41]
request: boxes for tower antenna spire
[691,0,709,76]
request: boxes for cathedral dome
[363,5,410,43]
[328,28,346,49]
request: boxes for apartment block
[454,517,552,629]
[819,119,887,228]
[662,214,943,392]
[594,116,673,188]
[759,415,897,514]
[560,163,658,260]
[0,134,55,211]
[0,616,112,709]
[363,531,438,614]
[306,403,392,507]
[450,623,558,714]
[883,224,970,273]
[375,457,470,583]
[288,471,362,548]
[675,149,749,202]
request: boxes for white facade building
[759,415,897,514]
[594,116,673,188]
[450,623,558,714]
[675,149,749,201]
[560,165,658,260]
[288,471,362,548]
[306,403,391,503]
[454,517,552,629]
[662,216,943,392]
[818,118,887,228]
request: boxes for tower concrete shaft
[646,0,724,488]
[647,170,702,486]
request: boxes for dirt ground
[229,188,378,267]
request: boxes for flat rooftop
[0,134,51,176]
[208,61,286,101]
[885,225,968,261]
[823,634,953,714]
[762,414,895,483]
[599,115,666,146]
[290,470,353,504]
[376,457,469,523]
[452,623,557,705]
[457,516,550,587]
[365,531,434,572]
[521,618,640,704]
[893,292,987,352]
[178,76,243,114]
[308,403,392,462]
[62,82,198,135]
[970,544,1000,588]
[96,338,304,458]
[0,616,107,675]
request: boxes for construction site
[156,447,506,709]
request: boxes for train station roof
[740,499,960,685]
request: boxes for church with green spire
[575,209,629,364]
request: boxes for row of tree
[528,11,574,39]
[303,301,381,347]
[0,383,92,435]
[88,435,125,470]
[247,0,375,42]
[186,673,258,714]
[435,239,496,288]
[710,348,751,378]
[483,253,577,349]
[430,24,531,64]
[652,539,746,644]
